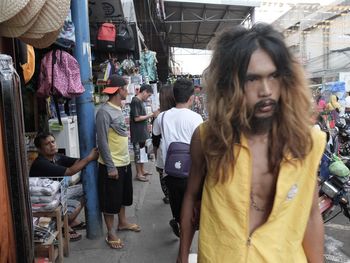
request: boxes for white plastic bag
[140,147,148,163]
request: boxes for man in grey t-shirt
[130,84,158,182]
[96,75,141,249]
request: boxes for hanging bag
[37,49,85,99]
[97,22,116,52]
[115,20,135,52]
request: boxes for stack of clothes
[29,178,61,212]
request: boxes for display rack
[33,205,69,262]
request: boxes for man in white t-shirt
[153,78,203,237]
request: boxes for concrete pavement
[64,159,350,263]
[64,160,198,263]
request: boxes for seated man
[29,132,99,241]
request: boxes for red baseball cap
[102,75,127,94]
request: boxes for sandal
[143,172,153,176]
[71,221,86,230]
[136,175,149,182]
[117,223,141,232]
[69,230,82,242]
[105,237,124,249]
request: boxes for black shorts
[98,163,133,214]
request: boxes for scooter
[318,174,350,223]
[317,122,350,223]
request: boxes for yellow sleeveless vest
[198,126,325,263]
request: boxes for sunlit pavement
[324,211,350,263]
[64,160,198,263]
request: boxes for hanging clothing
[140,50,158,82]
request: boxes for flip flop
[144,172,153,176]
[71,221,86,230]
[136,175,149,182]
[117,223,141,232]
[105,237,124,249]
[69,230,82,242]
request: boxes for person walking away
[177,23,325,263]
[96,74,141,250]
[152,84,176,204]
[130,84,158,182]
[29,132,99,241]
[153,78,203,237]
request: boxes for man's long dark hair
[203,23,313,183]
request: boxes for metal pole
[71,0,103,239]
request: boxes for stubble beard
[249,115,274,135]
[248,99,278,135]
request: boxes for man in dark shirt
[29,132,99,241]
[129,84,158,181]
[30,154,78,177]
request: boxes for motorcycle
[334,118,350,157]
[318,143,350,223]
[318,173,350,223]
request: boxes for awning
[164,0,259,49]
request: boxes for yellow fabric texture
[198,126,325,263]
[98,104,130,167]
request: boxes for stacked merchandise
[32,217,56,243]
[30,177,69,249]
[29,178,61,212]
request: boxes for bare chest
[248,137,278,233]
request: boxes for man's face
[119,85,128,100]
[38,135,58,157]
[244,48,281,120]
[141,91,153,101]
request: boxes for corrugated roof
[164,0,258,49]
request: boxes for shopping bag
[140,147,148,163]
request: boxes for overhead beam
[211,5,230,39]
[170,43,209,48]
[193,4,207,48]
[164,18,244,23]
[168,32,214,37]
[180,3,183,46]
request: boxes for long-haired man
[178,23,325,263]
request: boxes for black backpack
[115,22,135,52]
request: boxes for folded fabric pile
[66,183,83,199]
[29,177,61,212]
[33,217,56,243]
